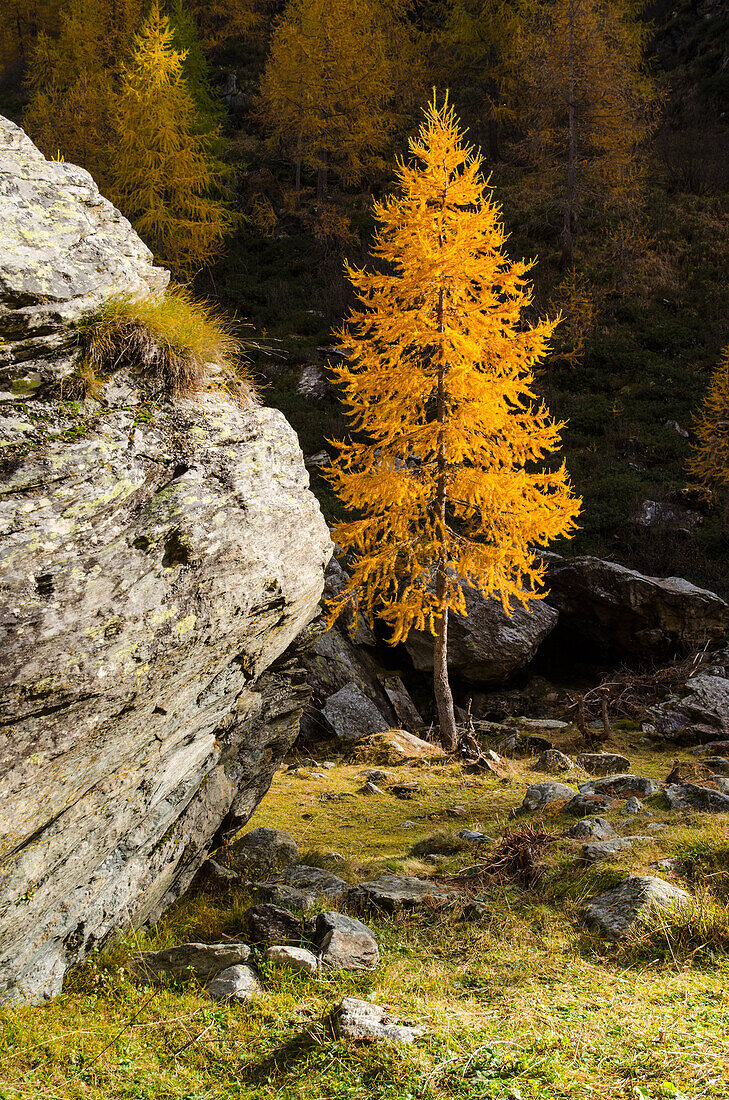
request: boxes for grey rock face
[314,911,380,970]
[564,816,616,840]
[0,121,332,1004]
[0,115,169,399]
[132,942,251,985]
[565,792,618,817]
[241,905,305,946]
[517,781,577,814]
[534,749,575,772]
[543,555,729,660]
[276,865,350,903]
[205,964,262,1002]
[250,883,316,911]
[582,876,692,940]
[580,775,661,800]
[266,945,318,975]
[649,675,729,744]
[321,682,391,742]
[227,827,300,876]
[576,753,631,775]
[665,783,729,813]
[350,875,456,912]
[332,997,424,1045]
[405,584,557,686]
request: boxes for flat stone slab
[266,945,318,975]
[206,964,261,1001]
[332,996,424,1044]
[666,782,729,813]
[349,874,456,912]
[132,942,251,984]
[315,911,380,970]
[580,774,661,800]
[577,752,631,775]
[582,875,692,940]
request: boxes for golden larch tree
[110,2,232,276]
[258,0,415,197]
[687,346,729,533]
[325,97,581,750]
[519,0,657,265]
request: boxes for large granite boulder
[0,119,332,1003]
[543,555,729,661]
[648,674,729,745]
[405,584,558,686]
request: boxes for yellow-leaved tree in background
[110,3,232,276]
[326,97,581,750]
[258,0,416,198]
[687,346,729,534]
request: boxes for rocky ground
[2,719,728,1100]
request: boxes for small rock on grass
[132,942,251,984]
[250,883,316,911]
[582,875,692,941]
[276,864,350,903]
[227,827,300,876]
[666,782,729,812]
[350,874,457,911]
[565,792,619,816]
[564,816,616,840]
[266,946,319,975]
[458,829,492,843]
[315,912,380,970]
[332,997,424,1044]
[576,752,631,775]
[516,781,577,814]
[534,749,575,773]
[580,836,653,863]
[242,904,305,946]
[206,964,262,1002]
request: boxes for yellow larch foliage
[0,0,60,67]
[325,96,581,747]
[110,3,232,276]
[185,0,275,48]
[519,0,658,264]
[688,347,729,493]
[258,0,416,193]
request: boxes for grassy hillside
[3,730,728,1100]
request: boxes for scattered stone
[649,674,729,745]
[581,836,652,863]
[458,829,493,843]
[227,827,300,877]
[132,943,251,985]
[265,945,318,975]
[665,783,729,813]
[621,797,644,815]
[516,781,577,814]
[241,904,305,946]
[360,770,389,783]
[360,780,386,795]
[250,883,316,911]
[206,964,262,1002]
[366,729,445,763]
[201,859,240,884]
[691,740,729,756]
[315,912,380,970]
[400,820,416,829]
[463,901,488,920]
[322,683,390,742]
[582,876,692,940]
[564,817,617,840]
[332,997,424,1045]
[277,864,350,903]
[646,823,668,831]
[701,756,729,776]
[444,805,468,818]
[297,364,327,400]
[506,717,568,731]
[350,874,456,912]
[576,752,631,776]
[534,749,575,773]
[391,782,421,799]
[580,775,661,800]
[565,792,619,816]
[652,857,691,875]
[380,675,424,730]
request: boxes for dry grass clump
[453,825,558,889]
[79,285,256,400]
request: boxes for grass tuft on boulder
[78,285,257,400]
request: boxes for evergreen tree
[519,0,657,265]
[688,346,729,532]
[110,3,232,275]
[258,0,414,196]
[325,97,581,750]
